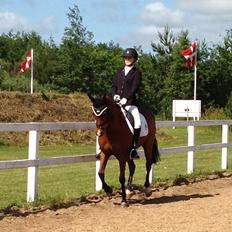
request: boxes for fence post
[221,124,229,170]
[27,130,39,202]
[96,136,102,191]
[187,125,195,174]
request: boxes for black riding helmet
[123,48,138,60]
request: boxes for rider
[112,48,142,159]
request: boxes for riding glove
[113,94,121,102]
[119,98,127,106]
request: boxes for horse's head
[88,94,111,136]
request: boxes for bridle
[91,99,126,137]
[91,105,109,137]
[91,106,108,117]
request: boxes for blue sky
[0,0,232,52]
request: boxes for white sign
[172,100,201,121]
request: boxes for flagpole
[193,42,197,100]
[30,48,34,94]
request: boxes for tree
[52,4,94,93]
[199,29,232,108]
[151,25,175,56]
[150,28,202,118]
[62,4,93,44]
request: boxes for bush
[202,107,228,120]
[0,74,51,93]
[225,93,232,118]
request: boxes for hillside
[0,91,93,122]
[0,91,95,145]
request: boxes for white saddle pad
[121,108,148,137]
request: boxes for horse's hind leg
[126,160,135,195]
[143,143,154,197]
[98,153,112,194]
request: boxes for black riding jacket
[112,66,142,106]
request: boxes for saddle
[121,107,148,137]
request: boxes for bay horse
[88,94,160,206]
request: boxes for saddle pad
[121,108,148,137]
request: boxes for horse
[88,94,160,206]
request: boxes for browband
[91,106,108,116]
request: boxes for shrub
[225,93,232,119]
[202,107,228,120]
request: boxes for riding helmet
[123,48,138,60]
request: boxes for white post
[172,116,176,129]
[149,164,153,184]
[27,130,39,202]
[194,62,197,100]
[194,41,197,101]
[96,136,102,191]
[30,48,34,94]
[172,100,175,129]
[221,124,229,170]
[187,125,195,174]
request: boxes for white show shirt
[124,65,134,76]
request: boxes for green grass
[0,126,232,210]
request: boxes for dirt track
[1,176,232,232]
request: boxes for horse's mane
[105,95,126,122]
[105,95,120,112]
[105,95,115,106]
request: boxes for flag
[181,40,197,68]
[20,49,32,73]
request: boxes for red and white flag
[20,49,32,73]
[181,40,197,68]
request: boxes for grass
[0,126,232,210]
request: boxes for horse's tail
[152,138,160,164]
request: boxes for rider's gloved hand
[113,94,121,102]
[119,98,127,106]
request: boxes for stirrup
[130,148,140,160]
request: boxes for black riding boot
[130,128,141,160]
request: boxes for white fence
[0,120,231,202]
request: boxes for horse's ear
[87,94,95,103]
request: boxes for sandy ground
[1,175,232,232]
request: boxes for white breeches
[125,105,141,129]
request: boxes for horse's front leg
[119,160,128,206]
[98,153,112,194]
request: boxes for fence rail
[0,120,231,202]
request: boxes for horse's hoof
[104,186,113,195]
[121,201,129,208]
[144,187,152,197]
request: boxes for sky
[0,0,232,52]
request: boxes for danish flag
[20,49,32,73]
[181,40,197,68]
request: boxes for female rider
[112,48,142,159]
